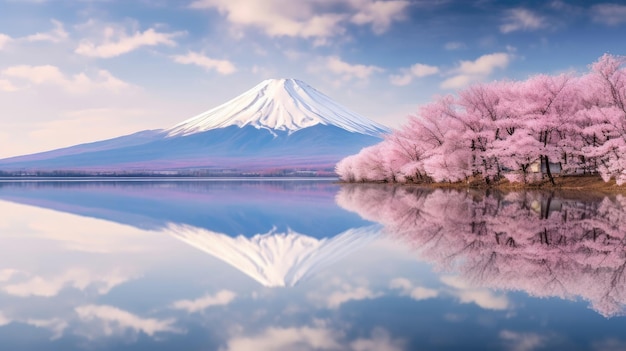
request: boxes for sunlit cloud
[500,8,547,33]
[310,56,384,83]
[223,324,404,351]
[1,65,133,94]
[26,318,68,340]
[389,277,439,300]
[591,4,626,26]
[441,52,511,89]
[3,268,134,297]
[223,322,343,351]
[76,26,184,58]
[0,79,19,92]
[172,51,237,75]
[24,19,68,43]
[0,269,20,282]
[499,330,548,351]
[441,275,510,310]
[75,304,181,337]
[0,312,10,326]
[189,0,409,41]
[349,0,410,34]
[171,290,236,313]
[0,33,12,49]
[350,328,405,351]
[326,284,381,309]
[390,63,439,86]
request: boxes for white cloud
[0,79,19,92]
[350,328,405,351]
[350,0,410,34]
[591,4,626,26]
[0,269,19,282]
[389,277,439,300]
[500,8,547,33]
[171,290,236,313]
[390,62,439,86]
[190,0,408,41]
[75,304,180,337]
[190,0,345,39]
[224,324,404,351]
[0,312,10,327]
[76,27,183,58]
[172,51,237,75]
[592,338,626,351]
[444,41,466,50]
[499,330,548,351]
[1,65,132,93]
[319,55,384,82]
[0,33,12,49]
[3,268,132,297]
[440,52,511,89]
[456,52,510,75]
[441,74,473,89]
[441,275,510,310]
[223,325,342,351]
[26,318,68,340]
[24,19,68,43]
[327,285,380,309]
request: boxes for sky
[0,0,625,158]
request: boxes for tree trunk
[543,155,556,185]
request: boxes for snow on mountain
[164,78,390,137]
[0,78,389,173]
[166,224,382,287]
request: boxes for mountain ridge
[164,78,389,137]
[0,78,388,173]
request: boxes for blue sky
[0,0,625,157]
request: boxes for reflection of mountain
[337,185,626,317]
[0,180,369,237]
[167,224,381,287]
[0,181,380,287]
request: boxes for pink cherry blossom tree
[337,54,626,185]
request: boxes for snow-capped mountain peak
[166,224,382,287]
[164,78,389,137]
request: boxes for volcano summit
[0,79,389,175]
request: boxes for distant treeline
[0,169,337,178]
[337,54,626,185]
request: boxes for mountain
[0,79,389,174]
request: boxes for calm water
[0,179,624,350]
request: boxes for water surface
[0,179,624,350]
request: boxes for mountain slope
[167,224,382,287]
[0,79,389,173]
[165,78,389,137]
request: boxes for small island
[336,54,626,190]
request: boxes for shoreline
[338,174,626,195]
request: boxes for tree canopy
[337,54,626,185]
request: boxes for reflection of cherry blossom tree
[337,184,626,317]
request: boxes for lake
[0,179,624,350]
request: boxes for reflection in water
[0,180,367,237]
[338,184,626,317]
[166,224,381,287]
[0,180,379,288]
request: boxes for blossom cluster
[337,54,626,184]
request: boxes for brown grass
[345,174,626,196]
